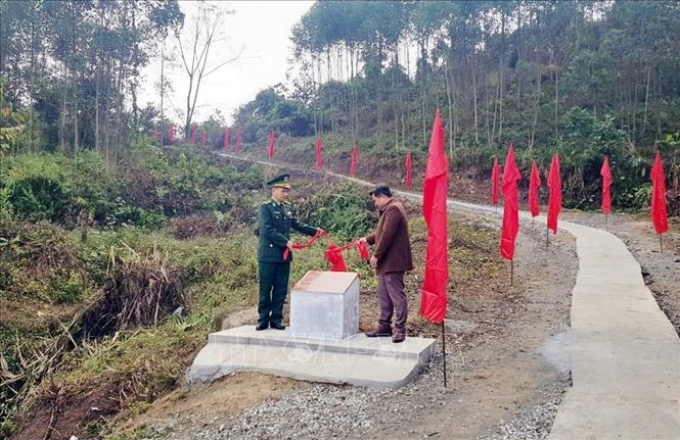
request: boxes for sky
[140,0,314,126]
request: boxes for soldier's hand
[286,241,294,251]
[370,255,378,269]
[317,228,326,235]
[358,237,367,244]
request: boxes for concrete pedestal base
[186,326,437,389]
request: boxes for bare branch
[204,46,245,77]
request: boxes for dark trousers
[377,271,408,334]
[258,261,290,326]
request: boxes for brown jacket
[366,198,413,275]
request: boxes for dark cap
[369,184,392,197]
[267,174,291,188]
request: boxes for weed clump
[78,257,186,338]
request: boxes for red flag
[315,136,323,169]
[601,156,612,214]
[190,124,197,145]
[491,157,500,206]
[405,151,413,189]
[547,153,562,234]
[529,160,541,218]
[224,127,231,151]
[235,128,242,153]
[201,130,207,146]
[500,146,521,260]
[650,150,669,235]
[267,131,276,159]
[168,125,175,144]
[420,109,449,324]
[349,145,358,176]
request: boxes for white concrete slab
[187,326,437,389]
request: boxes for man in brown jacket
[361,184,413,343]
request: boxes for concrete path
[536,216,680,440]
[186,326,436,389]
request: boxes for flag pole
[660,234,663,253]
[545,227,549,248]
[510,260,514,286]
[441,320,447,388]
[605,213,608,228]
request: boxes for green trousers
[258,261,290,326]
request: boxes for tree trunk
[316,59,322,134]
[445,64,454,155]
[95,60,100,152]
[643,64,651,133]
[554,67,559,139]
[529,59,542,153]
[28,2,36,151]
[498,9,505,143]
[472,59,479,143]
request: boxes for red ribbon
[282,231,369,271]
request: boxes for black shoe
[392,333,405,343]
[255,322,268,331]
[270,322,286,330]
[365,328,392,337]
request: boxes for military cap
[369,184,392,197]
[267,173,291,188]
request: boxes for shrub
[299,184,376,242]
[170,212,228,240]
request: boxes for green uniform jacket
[258,200,317,263]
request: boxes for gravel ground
[142,350,570,440]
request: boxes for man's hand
[317,228,326,235]
[358,237,367,244]
[369,255,378,269]
[286,240,294,251]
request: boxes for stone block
[290,271,359,340]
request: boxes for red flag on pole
[547,153,562,235]
[601,156,612,215]
[190,124,197,145]
[267,131,276,159]
[420,109,449,324]
[491,157,500,206]
[650,150,669,235]
[405,151,413,189]
[224,127,231,151]
[349,145,358,177]
[168,125,175,144]
[500,145,521,260]
[315,136,323,169]
[529,160,541,218]
[235,128,242,153]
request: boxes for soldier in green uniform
[257,174,323,331]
